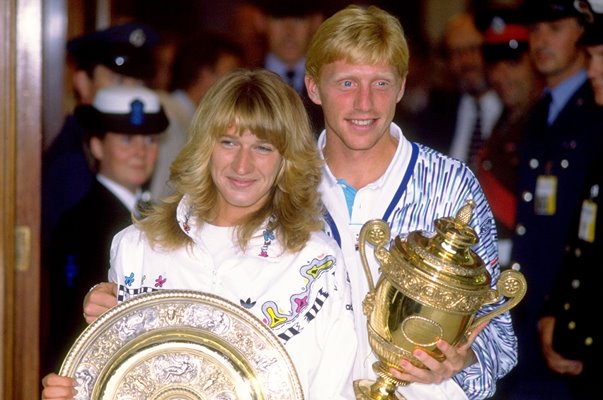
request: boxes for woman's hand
[41,373,76,399]
[82,282,118,324]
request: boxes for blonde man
[305,5,516,399]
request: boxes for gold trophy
[353,200,526,399]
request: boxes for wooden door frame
[1,0,43,398]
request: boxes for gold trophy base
[353,362,409,400]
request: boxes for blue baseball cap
[67,23,159,80]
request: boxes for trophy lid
[390,200,491,291]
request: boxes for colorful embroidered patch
[124,272,135,286]
[155,275,167,287]
[259,221,276,257]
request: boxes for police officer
[42,23,159,247]
[538,2,603,398]
[44,85,168,375]
[477,10,543,269]
[508,0,603,396]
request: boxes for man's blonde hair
[305,5,409,82]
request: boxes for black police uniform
[45,180,134,373]
[477,106,531,242]
[41,23,158,245]
[513,81,602,323]
[539,146,602,399]
[476,11,535,253]
[42,83,168,375]
[536,4,603,398]
[509,79,603,398]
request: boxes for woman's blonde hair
[305,5,409,83]
[138,68,324,253]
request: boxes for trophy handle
[466,269,527,335]
[358,219,392,293]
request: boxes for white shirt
[318,123,517,400]
[109,195,357,399]
[96,174,139,212]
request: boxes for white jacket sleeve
[307,243,357,399]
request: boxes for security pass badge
[534,175,557,216]
[578,184,599,243]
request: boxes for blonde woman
[42,69,356,400]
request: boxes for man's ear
[89,136,104,161]
[72,70,95,104]
[304,75,322,105]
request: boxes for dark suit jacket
[476,106,532,240]
[513,81,603,314]
[42,115,94,245]
[541,146,602,394]
[44,179,134,373]
[509,80,603,387]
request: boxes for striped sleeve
[392,146,518,399]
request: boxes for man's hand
[41,373,76,399]
[82,282,118,324]
[538,316,583,376]
[389,321,487,384]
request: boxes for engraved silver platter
[60,289,304,399]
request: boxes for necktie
[540,92,552,130]
[468,98,483,169]
[285,70,296,87]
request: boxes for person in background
[393,32,434,134]
[260,0,325,133]
[49,5,520,399]
[40,29,158,353]
[537,1,603,398]
[508,0,603,397]
[41,69,356,400]
[148,29,183,92]
[304,5,516,399]
[44,85,168,376]
[150,31,243,200]
[42,23,159,245]
[228,0,268,68]
[412,12,502,170]
[477,10,544,269]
